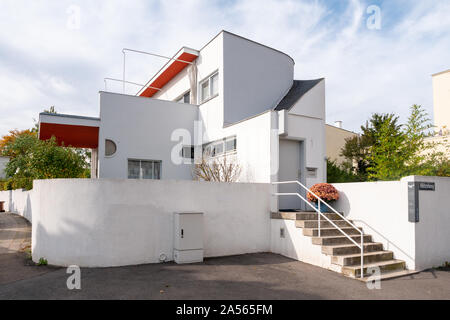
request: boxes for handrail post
[318,200,321,237]
[361,233,364,279]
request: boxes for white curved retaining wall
[0,189,34,223]
[31,179,270,267]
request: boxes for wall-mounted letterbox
[173,212,204,264]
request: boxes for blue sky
[0,0,449,136]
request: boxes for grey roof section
[39,112,100,121]
[274,79,324,111]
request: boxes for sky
[0,0,449,136]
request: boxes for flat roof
[432,69,450,77]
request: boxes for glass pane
[211,73,218,96]
[201,81,209,102]
[153,162,161,179]
[214,142,224,156]
[128,160,140,179]
[141,161,153,179]
[105,139,117,156]
[183,91,190,103]
[225,138,236,152]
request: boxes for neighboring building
[424,69,450,157]
[0,156,9,179]
[38,31,327,210]
[432,69,450,135]
[325,122,357,165]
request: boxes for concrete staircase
[280,211,414,281]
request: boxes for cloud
[0,0,448,136]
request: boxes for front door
[278,139,306,211]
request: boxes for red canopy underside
[39,122,99,149]
[139,52,198,98]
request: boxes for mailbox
[173,212,203,264]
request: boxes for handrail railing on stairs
[272,181,364,279]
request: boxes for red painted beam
[39,122,99,149]
[140,52,198,98]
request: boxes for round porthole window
[105,139,117,156]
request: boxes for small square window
[181,146,194,159]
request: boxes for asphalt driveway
[1,213,449,300]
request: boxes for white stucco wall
[270,218,332,269]
[0,189,34,222]
[98,92,198,180]
[333,176,450,271]
[31,179,271,267]
[222,31,294,125]
[404,176,450,270]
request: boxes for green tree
[2,134,89,190]
[341,113,402,179]
[367,120,408,180]
[326,159,361,183]
[368,105,449,180]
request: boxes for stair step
[296,219,353,229]
[359,269,419,282]
[303,227,362,237]
[332,251,394,266]
[322,242,384,255]
[296,212,343,221]
[312,234,371,246]
[342,260,406,278]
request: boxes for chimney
[334,120,343,129]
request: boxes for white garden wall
[0,189,34,222]
[333,176,450,271]
[31,179,271,267]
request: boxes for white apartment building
[38,31,326,210]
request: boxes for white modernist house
[38,31,326,210]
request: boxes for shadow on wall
[335,186,415,267]
[335,191,351,217]
[25,193,32,222]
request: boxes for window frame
[199,71,219,104]
[175,90,191,104]
[127,159,162,180]
[202,135,237,159]
[104,139,117,157]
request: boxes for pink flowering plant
[307,183,339,203]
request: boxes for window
[105,139,117,157]
[181,146,194,160]
[225,137,237,152]
[199,72,219,103]
[176,91,190,104]
[202,136,236,158]
[128,160,161,179]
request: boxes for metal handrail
[272,181,364,278]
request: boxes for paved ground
[1,213,450,300]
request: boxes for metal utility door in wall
[173,212,204,264]
[278,139,306,211]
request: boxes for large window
[128,159,161,179]
[199,72,219,103]
[176,91,190,104]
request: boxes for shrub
[307,183,339,203]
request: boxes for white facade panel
[98,92,198,180]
